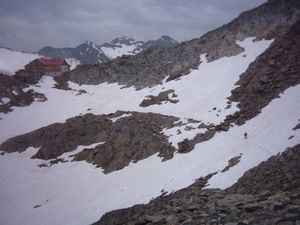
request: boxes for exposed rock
[177,131,216,153]
[221,155,242,173]
[0,73,47,113]
[0,111,180,173]
[14,70,43,84]
[0,109,218,173]
[293,123,300,130]
[140,89,179,107]
[55,44,201,90]
[222,19,300,128]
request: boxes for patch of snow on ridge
[109,112,132,122]
[101,44,137,59]
[0,48,39,75]
[0,97,10,104]
[65,58,80,70]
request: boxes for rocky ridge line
[54,0,300,90]
[216,18,300,130]
[38,36,178,65]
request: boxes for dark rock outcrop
[139,89,179,107]
[0,111,179,173]
[14,70,43,84]
[221,155,242,173]
[0,73,46,113]
[0,110,218,173]
[177,130,216,154]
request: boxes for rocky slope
[0,73,46,114]
[87,1,300,223]
[54,0,300,90]
[92,144,300,225]
[217,17,300,130]
[0,110,217,173]
[38,36,178,65]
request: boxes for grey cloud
[0,0,267,52]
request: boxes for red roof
[38,58,69,66]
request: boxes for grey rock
[166,215,180,225]
[180,218,194,225]
[140,89,179,107]
[0,111,179,173]
[0,73,46,114]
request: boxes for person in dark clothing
[244,132,248,139]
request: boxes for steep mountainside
[0,0,300,225]
[37,36,178,64]
[94,144,300,225]
[55,0,300,89]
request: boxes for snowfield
[0,47,80,75]
[101,43,142,59]
[0,38,299,225]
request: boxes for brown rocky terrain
[139,90,179,107]
[0,111,177,173]
[0,111,216,173]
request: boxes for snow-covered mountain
[0,0,300,225]
[37,35,179,64]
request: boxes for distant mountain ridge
[37,35,178,64]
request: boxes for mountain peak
[158,35,178,44]
[84,41,92,44]
[141,35,179,49]
[111,36,142,45]
[37,35,178,64]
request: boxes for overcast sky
[0,0,267,53]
